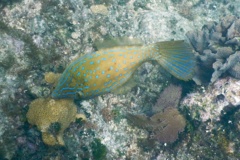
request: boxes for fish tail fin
[153,40,196,81]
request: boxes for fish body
[52,40,195,99]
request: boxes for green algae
[91,138,107,160]
[180,104,201,131]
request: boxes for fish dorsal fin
[94,37,143,50]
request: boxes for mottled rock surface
[0,0,240,159]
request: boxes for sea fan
[126,84,186,143]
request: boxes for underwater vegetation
[187,15,240,84]
[126,84,186,143]
[91,138,108,160]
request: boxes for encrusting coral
[187,16,240,84]
[27,98,77,145]
[126,84,186,143]
[44,72,61,86]
[26,72,86,146]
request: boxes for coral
[211,51,240,83]
[44,72,61,86]
[127,108,186,143]
[150,108,186,142]
[229,60,240,79]
[152,84,182,113]
[26,98,84,145]
[126,84,186,143]
[187,16,240,84]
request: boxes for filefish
[52,40,195,99]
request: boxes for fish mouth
[51,90,61,99]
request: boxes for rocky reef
[0,0,240,159]
[179,76,240,159]
[182,77,240,122]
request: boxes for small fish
[52,40,195,99]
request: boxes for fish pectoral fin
[112,78,137,95]
[94,36,143,50]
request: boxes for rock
[90,5,108,15]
